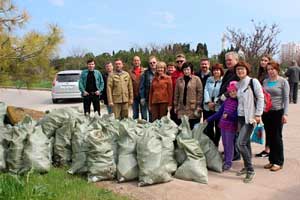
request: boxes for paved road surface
[0,88,300,200]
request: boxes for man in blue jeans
[139,56,157,122]
[129,56,144,119]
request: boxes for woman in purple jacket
[205,81,238,171]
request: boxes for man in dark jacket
[285,60,300,104]
[218,51,240,161]
[79,58,104,116]
[195,58,211,90]
[100,62,114,114]
[218,51,239,100]
[139,56,157,122]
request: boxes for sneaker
[222,165,231,171]
[243,171,255,183]
[236,168,247,176]
[255,150,269,158]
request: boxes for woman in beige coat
[174,62,203,129]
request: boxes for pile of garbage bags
[0,103,223,186]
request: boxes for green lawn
[0,80,52,89]
[0,168,130,200]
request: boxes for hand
[282,115,288,124]
[203,119,207,123]
[95,90,100,96]
[220,94,226,101]
[129,100,133,105]
[223,113,228,119]
[140,98,146,106]
[83,91,89,96]
[168,106,172,111]
[255,116,261,124]
[109,103,114,107]
[148,106,151,112]
[174,108,177,114]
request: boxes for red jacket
[171,70,183,92]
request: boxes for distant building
[221,33,226,51]
[281,42,300,63]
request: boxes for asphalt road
[0,88,300,200]
[0,88,83,112]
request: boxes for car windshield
[56,73,80,82]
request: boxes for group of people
[78,51,292,183]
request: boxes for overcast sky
[17,0,300,57]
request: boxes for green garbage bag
[86,129,116,182]
[53,119,75,166]
[174,116,191,165]
[23,125,51,173]
[68,119,90,174]
[174,116,208,184]
[157,116,178,174]
[0,126,12,171]
[0,102,6,126]
[137,125,172,186]
[41,107,84,138]
[89,114,120,163]
[193,123,223,173]
[117,119,139,182]
[6,116,35,174]
[174,137,208,184]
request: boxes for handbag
[251,123,265,145]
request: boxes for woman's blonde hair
[155,61,167,74]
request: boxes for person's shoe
[222,164,231,171]
[264,163,273,169]
[270,164,282,172]
[236,168,247,176]
[243,171,255,183]
[255,150,269,158]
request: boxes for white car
[51,70,82,103]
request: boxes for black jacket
[218,68,239,97]
[100,72,109,105]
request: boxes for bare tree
[226,20,281,74]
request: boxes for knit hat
[227,81,238,92]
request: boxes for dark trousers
[150,103,168,121]
[83,94,100,115]
[263,109,284,166]
[132,96,142,119]
[170,107,180,125]
[289,82,298,103]
[237,116,254,172]
[203,110,221,147]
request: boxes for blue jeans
[106,105,112,114]
[237,116,254,172]
[141,102,151,122]
[132,97,143,119]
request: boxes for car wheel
[52,99,58,104]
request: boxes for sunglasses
[149,62,156,64]
[176,60,184,64]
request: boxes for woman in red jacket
[149,61,173,121]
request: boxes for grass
[0,80,52,89]
[0,168,131,200]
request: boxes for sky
[16,0,300,58]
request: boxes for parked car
[51,70,82,103]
